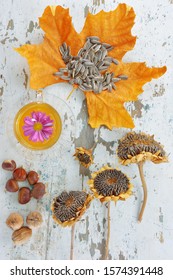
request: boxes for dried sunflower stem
[70,224,75,260]
[105,201,111,259]
[137,161,148,222]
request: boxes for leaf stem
[70,224,75,260]
[67,87,76,100]
[105,201,111,259]
[137,161,148,222]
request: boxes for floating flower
[51,190,92,227]
[74,147,93,168]
[15,4,166,129]
[22,111,53,142]
[88,165,133,203]
[117,132,168,222]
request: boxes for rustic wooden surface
[0,0,173,260]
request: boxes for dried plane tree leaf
[15,4,166,129]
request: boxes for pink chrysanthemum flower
[22,111,54,142]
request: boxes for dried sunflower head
[51,191,92,227]
[88,165,133,203]
[74,147,93,168]
[117,132,168,165]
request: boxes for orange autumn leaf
[15,4,167,129]
[85,91,134,129]
[80,3,136,60]
[15,37,65,89]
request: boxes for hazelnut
[6,213,24,230]
[18,187,31,204]
[13,167,27,181]
[2,160,16,171]
[12,226,32,245]
[5,179,19,192]
[31,183,46,199]
[27,171,39,185]
[26,211,43,229]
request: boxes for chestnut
[5,179,19,192]
[18,187,31,204]
[27,171,39,185]
[13,167,27,181]
[2,160,16,171]
[31,182,46,199]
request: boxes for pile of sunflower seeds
[54,36,128,94]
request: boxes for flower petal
[24,117,34,125]
[29,131,39,142]
[80,3,136,60]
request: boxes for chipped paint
[78,216,89,242]
[159,207,163,223]
[93,0,105,6]
[26,21,35,36]
[97,128,115,154]
[84,5,89,17]
[131,100,143,118]
[0,87,4,96]
[119,251,126,260]
[7,19,14,30]
[153,84,165,97]
[22,69,29,88]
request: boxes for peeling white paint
[0,0,173,260]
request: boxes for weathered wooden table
[0,0,173,260]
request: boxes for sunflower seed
[94,44,102,52]
[99,66,109,71]
[112,58,119,65]
[53,72,63,76]
[101,49,107,60]
[112,78,121,82]
[106,75,111,84]
[103,60,111,67]
[87,36,100,40]
[102,43,112,49]
[84,61,94,67]
[62,42,67,50]
[112,83,117,90]
[108,84,112,92]
[106,46,114,51]
[118,75,128,80]
[90,39,101,45]
[61,75,70,80]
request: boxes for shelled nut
[13,167,27,181]
[26,211,43,229]
[18,187,31,204]
[27,171,39,185]
[2,160,16,171]
[12,226,32,245]
[5,179,19,192]
[6,213,24,230]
